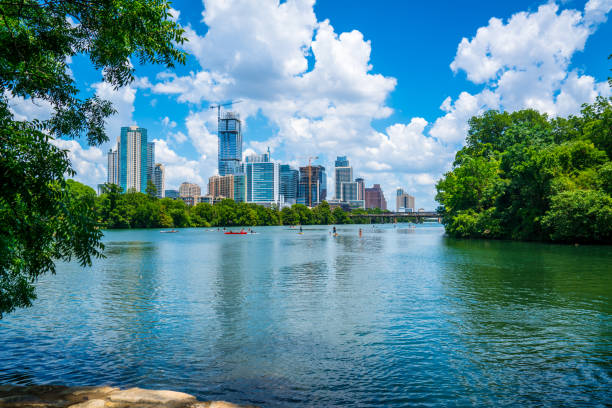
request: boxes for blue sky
[10,0,612,209]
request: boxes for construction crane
[209,100,242,121]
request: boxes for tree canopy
[0,0,186,317]
[436,97,612,243]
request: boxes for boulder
[108,387,196,405]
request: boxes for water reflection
[0,225,610,407]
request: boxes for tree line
[68,181,416,229]
[436,97,612,244]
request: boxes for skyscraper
[365,184,387,210]
[118,126,149,193]
[355,177,365,201]
[298,165,326,207]
[334,156,353,201]
[280,164,299,205]
[242,154,280,204]
[107,149,118,185]
[218,111,242,176]
[396,188,415,212]
[153,163,165,198]
[147,142,155,183]
[341,181,359,202]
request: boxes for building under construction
[297,165,326,207]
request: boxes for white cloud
[139,0,611,210]
[153,138,205,189]
[51,138,106,186]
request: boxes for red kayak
[224,231,247,235]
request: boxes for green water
[1,224,611,406]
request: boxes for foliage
[436,98,612,243]
[0,0,186,317]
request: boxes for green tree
[1,0,186,316]
[332,207,351,224]
[312,201,335,224]
[146,180,158,198]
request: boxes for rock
[68,399,106,408]
[108,387,196,405]
[70,386,118,396]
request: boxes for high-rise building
[107,149,118,184]
[112,126,149,193]
[208,175,235,199]
[233,173,246,203]
[245,149,270,163]
[179,182,201,198]
[355,177,365,201]
[242,155,280,204]
[280,164,299,205]
[365,184,387,210]
[334,156,353,201]
[396,188,415,212]
[218,111,242,176]
[341,181,358,202]
[106,127,155,194]
[153,164,165,198]
[147,142,155,182]
[298,165,326,207]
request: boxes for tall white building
[107,149,118,184]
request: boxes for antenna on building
[209,100,243,121]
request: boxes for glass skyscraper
[279,164,299,204]
[218,112,242,176]
[242,154,280,204]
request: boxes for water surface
[1,224,611,406]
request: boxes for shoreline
[0,385,258,408]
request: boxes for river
[1,224,611,407]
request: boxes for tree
[146,180,158,198]
[0,0,186,317]
[436,98,612,243]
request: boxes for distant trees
[436,97,612,243]
[66,183,410,229]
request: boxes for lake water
[1,224,611,407]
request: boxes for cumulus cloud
[51,139,106,187]
[141,0,612,208]
[153,138,205,189]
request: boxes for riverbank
[0,385,257,408]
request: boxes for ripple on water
[1,225,611,407]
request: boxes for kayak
[160,230,178,233]
[225,231,247,235]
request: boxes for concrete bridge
[347,211,441,223]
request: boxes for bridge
[347,211,441,223]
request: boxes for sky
[9,0,612,210]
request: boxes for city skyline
[10,0,612,210]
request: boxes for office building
[365,184,387,210]
[152,163,165,198]
[218,111,242,176]
[165,189,180,199]
[280,164,299,205]
[396,188,416,212]
[107,149,118,185]
[341,181,359,202]
[245,150,270,163]
[179,182,201,198]
[208,175,235,199]
[242,154,280,204]
[298,165,326,207]
[334,156,353,201]
[355,177,365,201]
[234,173,246,203]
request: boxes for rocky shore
[0,385,259,408]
